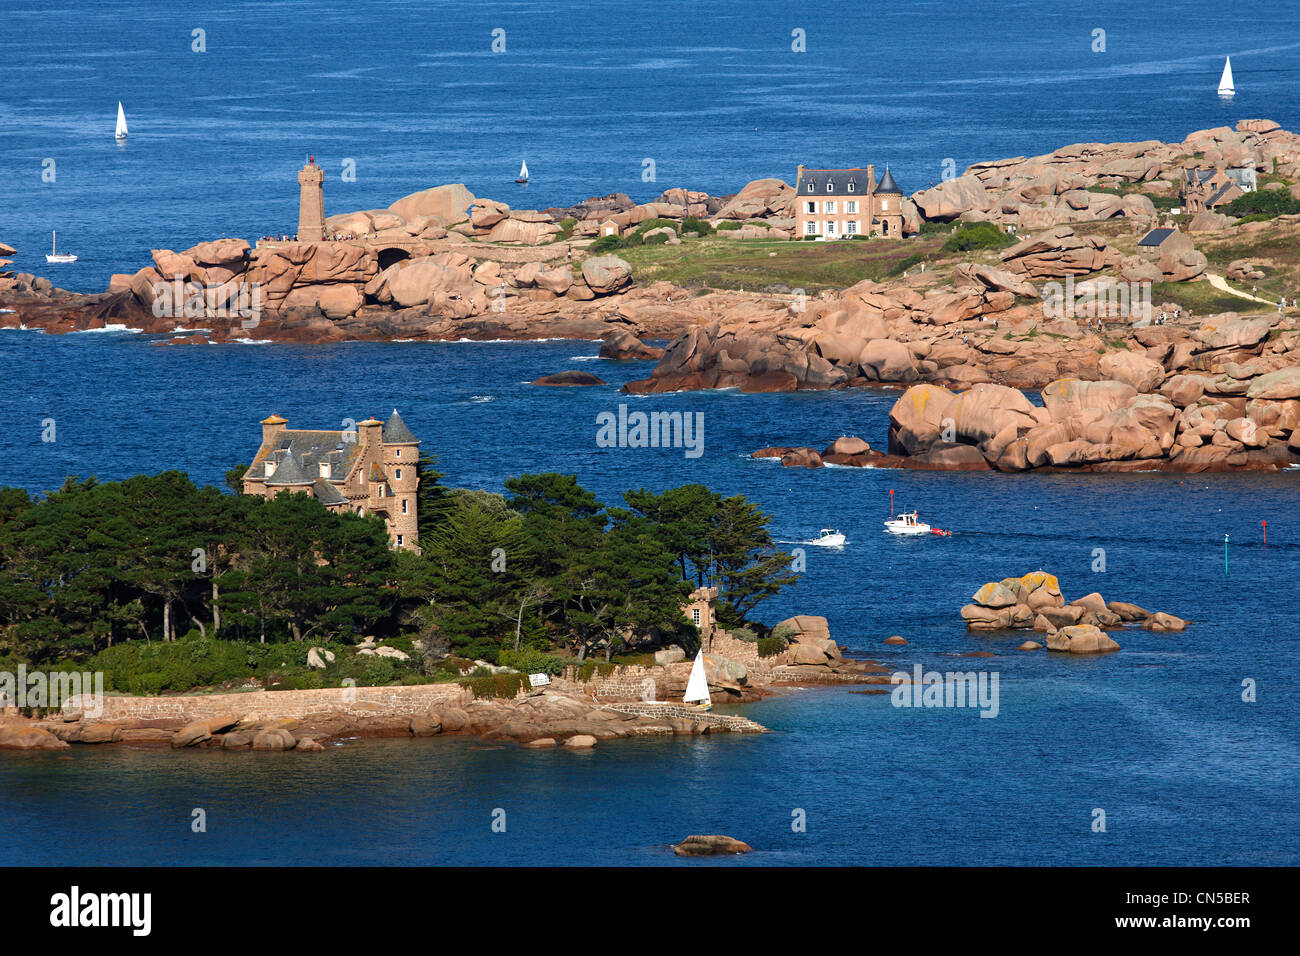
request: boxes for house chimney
[261,414,287,447]
[867,164,876,192]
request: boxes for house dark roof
[876,166,902,194]
[383,409,419,444]
[1186,167,1217,185]
[247,428,362,484]
[796,168,877,196]
[1206,182,1238,207]
[312,479,347,506]
[265,450,311,486]
[1138,228,1175,247]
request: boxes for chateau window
[395,468,402,480]
[319,463,330,478]
[825,201,836,214]
[395,449,401,458]
[692,608,701,625]
[377,486,384,498]
[881,200,889,211]
[846,201,858,214]
[396,534,404,546]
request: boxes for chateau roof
[265,450,311,485]
[876,166,902,195]
[312,479,347,505]
[247,428,362,484]
[796,167,877,196]
[383,409,419,444]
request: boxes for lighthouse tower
[297,156,325,242]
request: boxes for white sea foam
[72,324,141,334]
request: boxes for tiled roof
[1138,228,1175,247]
[383,409,419,444]
[1206,182,1237,207]
[248,428,362,483]
[312,479,347,505]
[796,168,877,196]
[266,450,311,485]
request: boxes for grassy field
[614,234,946,293]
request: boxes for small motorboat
[811,528,846,547]
[46,231,77,264]
[884,511,930,536]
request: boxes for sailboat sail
[1218,57,1235,96]
[518,160,529,180]
[683,649,711,707]
[115,102,128,139]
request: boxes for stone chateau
[794,164,906,239]
[242,410,421,550]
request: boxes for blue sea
[1,0,1298,866]
[3,0,1300,291]
[0,333,1297,865]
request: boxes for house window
[806,182,814,192]
[826,183,833,192]
[395,449,401,458]
[319,463,330,478]
[826,220,837,234]
[805,200,816,214]
[881,199,889,211]
[804,221,817,235]
[401,498,408,515]
[395,468,402,480]
[847,221,859,235]
[847,182,855,193]
[825,201,837,214]
[692,608,701,625]
[846,201,858,214]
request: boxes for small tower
[874,166,904,238]
[297,156,325,242]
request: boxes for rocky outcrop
[532,371,606,386]
[673,834,752,856]
[959,571,1183,648]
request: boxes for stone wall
[65,683,471,722]
[604,702,766,733]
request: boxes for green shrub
[588,234,626,254]
[757,637,786,658]
[1221,189,1300,219]
[556,217,577,240]
[682,216,714,236]
[714,220,742,231]
[497,647,566,675]
[730,627,758,643]
[940,222,1016,254]
[456,673,528,699]
[770,622,795,643]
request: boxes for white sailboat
[1218,57,1235,98]
[115,101,128,140]
[46,231,77,264]
[683,649,712,710]
[515,159,529,183]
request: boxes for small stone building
[242,410,421,550]
[683,586,718,634]
[794,164,905,239]
[598,218,622,238]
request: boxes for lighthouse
[297,156,325,242]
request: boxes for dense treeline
[0,461,794,672]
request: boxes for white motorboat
[46,231,77,264]
[810,528,846,547]
[115,101,129,140]
[884,511,930,536]
[1217,56,1235,97]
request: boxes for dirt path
[1205,271,1277,305]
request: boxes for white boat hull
[884,519,930,535]
[46,254,78,263]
